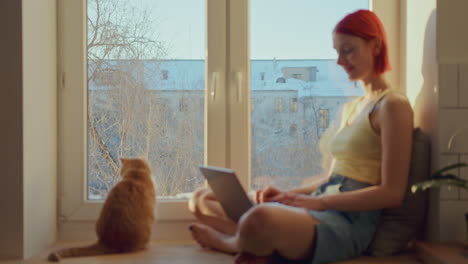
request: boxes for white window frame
[58,0,398,240]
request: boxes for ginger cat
[48,157,156,261]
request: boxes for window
[274,123,283,135]
[319,109,330,128]
[92,68,120,87]
[292,73,302,79]
[310,67,318,82]
[276,77,286,83]
[289,124,298,137]
[59,0,397,238]
[162,70,169,80]
[250,0,371,191]
[59,0,208,223]
[275,98,283,113]
[290,98,298,112]
[85,0,206,201]
[281,67,318,82]
[179,98,188,112]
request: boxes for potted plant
[411,162,468,243]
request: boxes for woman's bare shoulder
[379,91,413,123]
[381,91,412,110]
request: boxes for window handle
[210,72,219,101]
[236,71,243,102]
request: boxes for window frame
[58,0,399,239]
[58,0,232,223]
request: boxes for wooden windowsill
[415,240,468,264]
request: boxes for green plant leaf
[411,178,468,193]
[431,173,457,180]
[431,162,467,178]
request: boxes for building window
[155,97,169,112]
[92,68,125,87]
[274,123,283,135]
[289,124,297,137]
[260,72,265,81]
[179,98,188,112]
[281,66,318,82]
[290,98,298,112]
[162,70,169,80]
[292,73,302,80]
[275,98,283,113]
[276,77,286,83]
[319,109,330,128]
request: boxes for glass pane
[87,0,205,199]
[250,0,369,191]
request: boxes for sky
[121,0,369,60]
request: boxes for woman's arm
[281,93,414,211]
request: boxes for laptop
[198,165,254,222]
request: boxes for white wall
[22,0,58,258]
[0,0,57,260]
[403,0,468,244]
[374,0,401,92]
[401,0,440,241]
[403,0,468,243]
[436,0,468,242]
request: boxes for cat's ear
[120,158,127,164]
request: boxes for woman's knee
[236,204,278,253]
[239,204,275,237]
[239,204,318,259]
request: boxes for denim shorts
[306,174,381,264]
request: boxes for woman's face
[333,33,377,82]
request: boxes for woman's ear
[371,38,382,56]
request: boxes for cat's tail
[47,242,118,262]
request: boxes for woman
[188,9,413,264]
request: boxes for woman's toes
[189,222,238,254]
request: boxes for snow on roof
[89,59,364,97]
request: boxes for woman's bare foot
[234,252,276,264]
[192,209,237,235]
[189,223,238,254]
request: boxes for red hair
[334,10,391,75]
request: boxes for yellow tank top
[329,89,395,185]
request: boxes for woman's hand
[255,185,282,203]
[273,192,326,211]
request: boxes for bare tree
[250,86,352,191]
[250,91,325,191]
[86,0,204,198]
